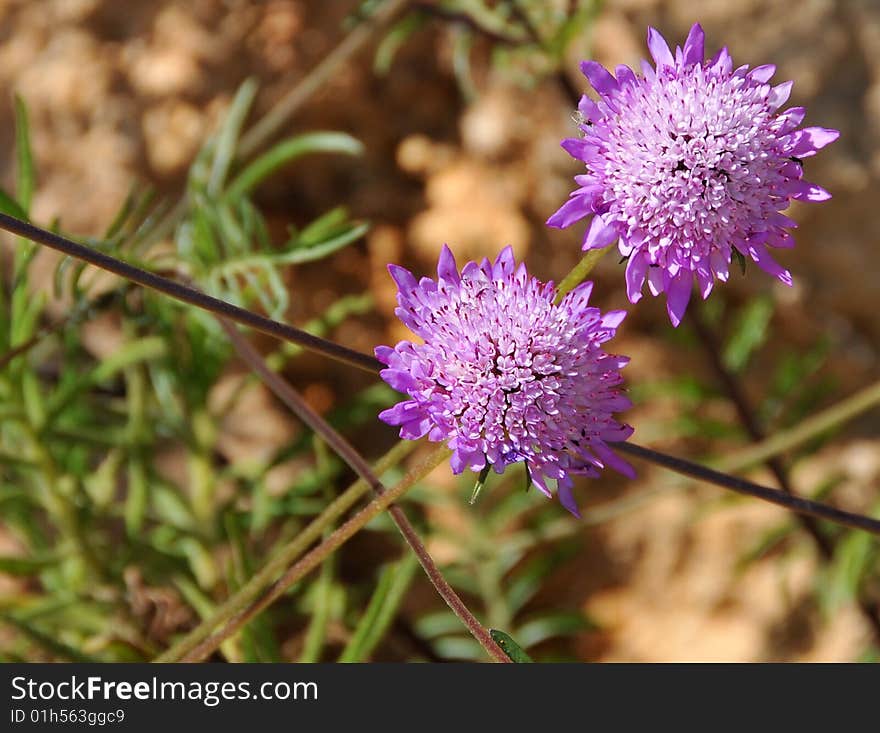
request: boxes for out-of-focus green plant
[370,0,603,96]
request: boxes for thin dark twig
[615,442,880,538]
[218,320,510,664]
[690,308,833,552]
[0,213,382,374]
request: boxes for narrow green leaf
[0,614,98,662]
[0,188,27,220]
[297,206,350,247]
[298,551,336,663]
[514,612,596,648]
[374,14,426,75]
[339,553,418,662]
[489,629,534,663]
[224,132,363,201]
[723,296,773,373]
[0,555,57,575]
[14,95,35,215]
[208,78,259,196]
[280,222,369,265]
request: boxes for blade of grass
[13,95,34,215]
[224,133,363,201]
[338,552,419,662]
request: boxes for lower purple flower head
[376,245,634,516]
[548,23,839,326]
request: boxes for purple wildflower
[547,23,839,326]
[376,245,634,516]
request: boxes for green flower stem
[154,439,416,662]
[297,544,336,663]
[554,245,615,303]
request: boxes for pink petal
[777,106,806,133]
[749,244,792,286]
[546,195,590,229]
[592,441,636,479]
[646,27,675,68]
[624,253,648,303]
[582,215,618,251]
[681,23,705,66]
[767,80,793,109]
[710,249,729,281]
[788,127,840,157]
[578,96,601,122]
[789,179,832,202]
[378,400,418,426]
[695,268,714,299]
[556,480,581,517]
[666,273,693,327]
[529,471,553,498]
[560,137,596,161]
[579,60,618,97]
[615,64,637,87]
[565,279,594,304]
[709,46,732,74]
[768,212,799,229]
[646,265,664,296]
[748,64,776,83]
[374,344,395,365]
[436,244,460,283]
[493,245,516,277]
[600,309,627,330]
[388,263,417,293]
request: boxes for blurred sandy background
[0,0,878,661]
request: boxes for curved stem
[7,216,879,546]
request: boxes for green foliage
[372,0,602,92]
[0,91,387,662]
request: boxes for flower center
[599,64,786,263]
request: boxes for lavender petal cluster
[548,23,839,326]
[376,246,634,516]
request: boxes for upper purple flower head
[547,23,839,326]
[376,245,634,517]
